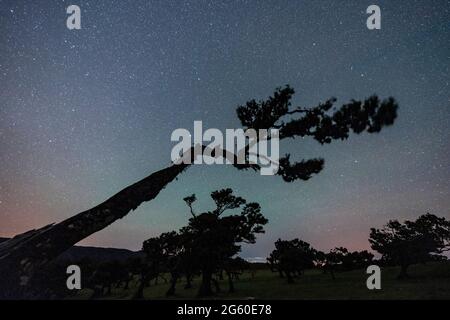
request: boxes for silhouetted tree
[0,86,398,298]
[133,231,180,299]
[138,189,266,297]
[345,250,374,270]
[29,260,75,299]
[369,213,450,279]
[268,238,317,283]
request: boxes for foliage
[369,213,450,278]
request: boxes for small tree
[369,213,450,279]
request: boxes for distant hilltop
[0,237,139,263]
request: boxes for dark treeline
[268,213,450,283]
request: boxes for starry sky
[1,0,449,260]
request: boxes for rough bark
[0,162,189,299]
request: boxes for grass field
[73,261,450,300]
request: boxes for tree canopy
[369,213,450,278]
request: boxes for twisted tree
[0,86,398,298]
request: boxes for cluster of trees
[318,247,374,279]
[0,85,399,298]
[77,253,253,299]
[29,206,449,299]
[30,257,142,299]
[268,213,450,282]
[267,239,374,283]
[134,188,267,297]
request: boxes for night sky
[1,0,449,261]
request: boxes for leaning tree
[0,85,398,298]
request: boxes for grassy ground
[73,261,450,300]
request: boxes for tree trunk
[0,162,189,299]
